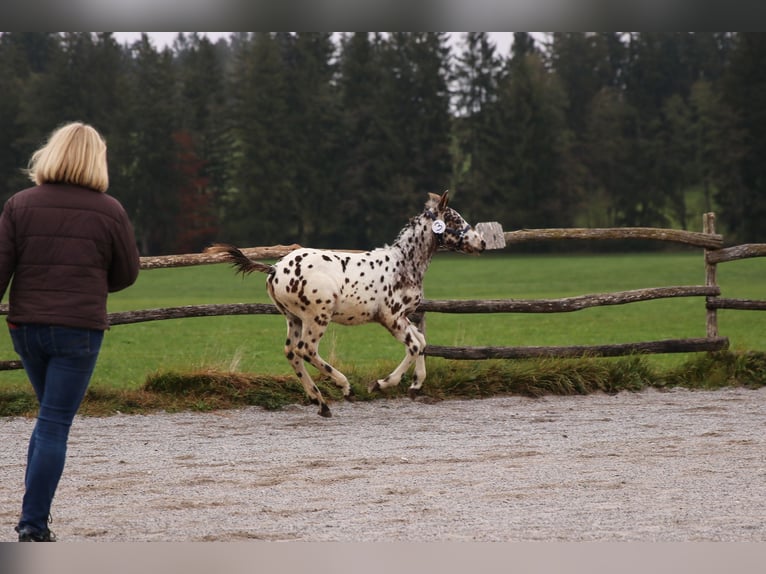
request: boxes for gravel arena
[1,386,764,542]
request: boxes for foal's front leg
[408,313,428,396]
[369,317,427,394]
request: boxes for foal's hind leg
[297,320,353,401]
[284,316,331,417]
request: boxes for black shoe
[15,525,56,542]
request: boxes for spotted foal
[208,191,485,416]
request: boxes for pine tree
[721,33,766,242]
[284,32,340,247]
[336,33,398,248]
[582,87,634,227]
[688,80,745,222]
[0,34,33,198]
[337,33,454,247]
[549,33,624,134]
[492,42,573,229]
[120,34,179,254]
[378,33,453,233]
[226,32,293,246]
[659,93,695,229]
[451,32,503,221]
[173,33,229,251]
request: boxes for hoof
[319,403,332,417]
[368,381,382,393]
[408,387,422,400]
[344,393,356,403]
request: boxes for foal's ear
[438,190,449,210]
[426,190,449,211]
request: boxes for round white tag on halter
[432,219,446,234]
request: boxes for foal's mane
[391,194,442,249]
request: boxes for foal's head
[424,191,486,254]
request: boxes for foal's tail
[205,243,274,275]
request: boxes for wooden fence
[2,213,764,371]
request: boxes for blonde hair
[27,122,109,192]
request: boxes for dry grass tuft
[1,351,765,418]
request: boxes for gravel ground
[1,386,764,542]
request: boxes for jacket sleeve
[0,200,16,302]
[108,208,140,293]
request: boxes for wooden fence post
[704,212,719,338]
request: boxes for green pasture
[2,251,766,413]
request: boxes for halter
[423,210,471,247]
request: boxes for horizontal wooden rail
[10,285,718,328]
[3,336,732,372]
[505,227,723,249]
[420,286,719,314]
[707,298,766,311]
[139,244,301,270]
[107,303,281,325]
[0,283,728,370]
[706,243,766,264]
[0,286,725,370]
[3,286,719,326]
[0,359,21,371]
[139,225,728,271]
[425,337,730,360]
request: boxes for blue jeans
[9,323,104,533]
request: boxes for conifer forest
[0,32,762,255]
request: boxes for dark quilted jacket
[0,183,140,330]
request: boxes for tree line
[0,32,763,255]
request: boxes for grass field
[2,250,766,414]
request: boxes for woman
[0,122,140,542]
